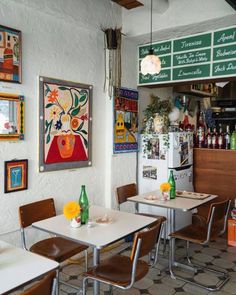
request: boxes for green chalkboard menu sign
[138,26,236,86]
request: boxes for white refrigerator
[138,132,194,234]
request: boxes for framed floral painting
[0,25,22,83]
[4,159,28,193]
[39,76,92,172]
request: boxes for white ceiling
[121,0,236,42]
[138,0,169,13]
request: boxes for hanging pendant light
[140,0,161,76]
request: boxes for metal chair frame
[19,200,88,295]
[82,227,162,295]
[116,183,167,254]
[169,200,231,292]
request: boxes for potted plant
[142,94,172,134]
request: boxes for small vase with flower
[63,201,81,228]
[160,182,171,201]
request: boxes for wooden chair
[18,198,89,292]
[192,199,231,236]
[21,272,56,295]
[169,199,230,291]
[116,183,167,251]
[82,219,164,295]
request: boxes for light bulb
[140,54,161,75]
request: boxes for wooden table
[128,190,218,270]
[32,205,156,295]
[0,240,59,295]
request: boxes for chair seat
[137,212,166,223]
[169,224,220,244]
[30,237,88,263]
[85,254,149,286]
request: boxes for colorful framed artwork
[0,25,22,83]
[113,87,138,153]
[39,76,92,172]
[0,93,24,141]
[4,159,28,193]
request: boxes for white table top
[128,190,218,211]
[32,205,156,249]
[0,240,58,294]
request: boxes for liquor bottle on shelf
[79,185,89,225]
[218,124,225,149]
[196,111,205,148]
[168,170,176,199]
[3,35,13,70]
[212,127,218,149]
[205,128,212,149]
[225,125,231,150]
[230,125,236,150]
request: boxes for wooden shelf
[173,85,216,97]
[193,148,236,201]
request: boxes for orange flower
[63,201,81,220]
[160,182,171,192]
[71,117,80,129]
[48,89,58,103]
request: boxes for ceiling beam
[225,0,236,10]
[111,0,144,10]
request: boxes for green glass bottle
[79,185,89,225]
[230,125,236,150]
[168,170,176,199]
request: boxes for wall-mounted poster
[0,25,21,83]
[143,165,157,180]
[39,76,92,172]
[113,87,138,153]
[4,159,28,193]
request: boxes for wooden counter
[194,148,236,201]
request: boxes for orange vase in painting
[57,134,75,158]
[45,134,87,164]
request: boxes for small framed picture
[4,159,28,193]
[0,24,22,83]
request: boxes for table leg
[168,209,196,273]
[135,202,139,213]
[169,208,175,265]
[93,247,100,295]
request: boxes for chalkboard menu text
[138,26,236,85]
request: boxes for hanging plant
[102,27,122,98]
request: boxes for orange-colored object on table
[228,219,236,246]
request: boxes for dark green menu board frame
[138,26,236,86]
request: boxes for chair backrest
[206,199,231,239]
[20,272,56,295]
[19,198,56,228]
[116,183,137,206]
[130,220,162,261]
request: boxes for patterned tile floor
[10,238,236,295]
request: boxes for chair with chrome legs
[169,199,231,292]
[82,219,164,295]
[19,198,89,293]
[192,199,231,236]
[20,272,56,295]
[116,183,167,252]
